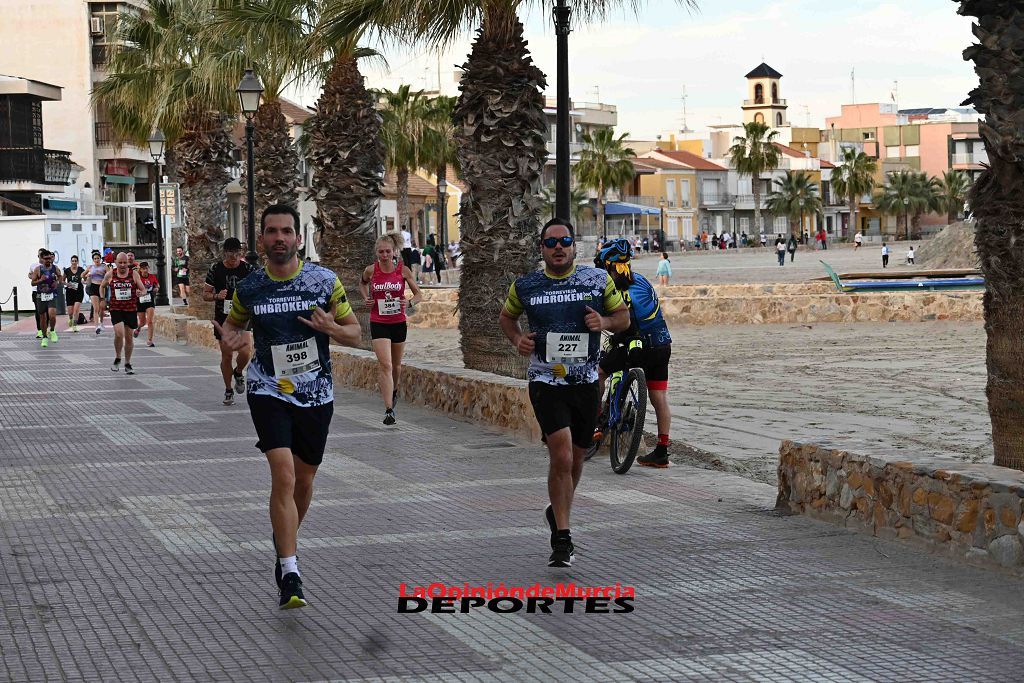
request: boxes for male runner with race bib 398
[214,204,361,610]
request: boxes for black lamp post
[553,0,571,219]
[236,69,264,265]
[659,197,666,248]
[902,196,910,240]
[148,128,169,306]
[437,179,448,247]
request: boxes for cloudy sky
[289,0,979,139]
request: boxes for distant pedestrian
[854,231,863,251]
[881,243,890,268]
[907,246,916,265]
[711,234,719,249]
[652,236,660,252]
[642,237,649,253]
[760,231,767,248]
[787,234,798,262]
[776,237,786,266]
[656,252,672,285]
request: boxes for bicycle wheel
[609,368,648,474]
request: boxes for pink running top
[369,261,406,324]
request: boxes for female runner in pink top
[359,235,422,425]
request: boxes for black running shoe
[548,533,575,568]
[279,572,307,609]
[110,358,121,372]
[383,408,396,425]
[272,533,282,590]
[638,444,670,469]
[544,504,557,537]
[223,389,234,406]
[124,363,135,375]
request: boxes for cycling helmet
[598,238,633,266]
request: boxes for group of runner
[28,204,675,606]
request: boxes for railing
[91,43,121,67]
[545,141,584,157]
[621,195,659,207]
[733,194,766,206]
[699,192,732,206]
[0,148,73,185]
[95,122,132,147]
[543,98,617,113]
[743,98,787,106]
[953,152,989,165]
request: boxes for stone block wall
[404,284,983,328]
[778,440,1024,572]
[152,309,540,442]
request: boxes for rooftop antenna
[680,86,693,134]
[851,68,856,104]
[892,80,899,111]
[589,85,600,103]
[802,104,811,127]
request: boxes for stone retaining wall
[152,310,540,442]
[405,285,983,328]
[778,440,1024,572]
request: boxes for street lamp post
[553,0,571,219]
[902,197,910,241]
[148,128,169,307]
[437,179,448,247]
[659,197,667,249]
[236,69,264,265]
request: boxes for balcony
[743,98,787,106]
[95,121,131,147]
[953,151,989,166]
[733,194,766,206]
[545,141,584,158]
[0,148,73,185]
[699,192,733,206]
[621,195,659,207]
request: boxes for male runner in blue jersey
[216,204,361,609]
[499,218,629,567]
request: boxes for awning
[604,202,661,216]
[103,174,135,185]
[43,198,78,211]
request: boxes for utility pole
[553,0,572,220]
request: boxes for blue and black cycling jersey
[620,273,671,347]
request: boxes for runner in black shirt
[64,255,85,332]
[204,237,255,405]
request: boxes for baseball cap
[223,237,242,252]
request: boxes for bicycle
[587,337,648,474]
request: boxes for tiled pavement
[2,328,1024,682]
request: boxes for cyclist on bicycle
[594,238,673,468]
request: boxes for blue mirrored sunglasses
[542,236,574,248]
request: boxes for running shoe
[544,504,557,537]
[48,331,57,342]
[383,408,396,426]
[40,337,48,348]
[36,330,43,339]
[548,533,575,568]
[638,445,670,469]
[147,341,155,348]
[279,573,307,609]
[133,327,140,338]
[232,372,245,395]
[71,325,79,333]
[124,364,135,376]
[223,389,234,406]
[110,359,121,372]
[95,326,102,335]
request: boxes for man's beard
[267,244,297,264]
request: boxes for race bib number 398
[270,338,321,378]
[545,332,589,365]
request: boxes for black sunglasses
[542,236,574,249]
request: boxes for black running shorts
[65,287,84,305]
[247,393,333,467]
[109,310,139,329]
[528,381,600,449]
[599,344,671,384]
[34,295,56,313]
[87,283,101,298]
[370,321,408,344]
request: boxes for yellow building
[625,156,698,246]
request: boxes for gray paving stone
[1,329,1024,681]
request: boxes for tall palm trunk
[753,177,763,234]
[245,100,301,220]
[305,56,384,346]
[455,12,547,377]
[396,166,413,246]
[174,109,234,320]
[850,197,858,236]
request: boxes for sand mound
[916,221,979,270]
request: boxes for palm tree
[540,183,588,225]
[322,1,698,377]
[93,0,237,320]
[575,128,635,233]
[876,171,940,240]
[729,122,781,235]
[959,0,1024,469]
[936,169,972,223]
[830,148,877,239]
[378,85,431,246]
[765,171,822,238]
[208,0,317,221]
[423,95,459,245]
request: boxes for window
[905,145,919,157]
[72,224,82,232]
[739,217,749,232]
[51,225,62,232]
[771,83,778,102]
[680,180,690,207]
[665,179,676,207]
[754,113,765,124]
[738,178,752,195]
[774,216,787,232]
[862,131,875,141]
[776,112,783,127]
[754,84,764,104]
[886,146,900,158]
[667,217,679,238]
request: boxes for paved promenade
[2,328,1024,681]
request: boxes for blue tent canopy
[603,202,660,216]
